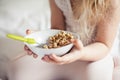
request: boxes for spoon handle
[7,34,36,44]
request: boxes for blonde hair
[71,0,112,25]
[71,0,112,45]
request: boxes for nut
[42,31,75,49]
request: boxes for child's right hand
[24,29,38,58]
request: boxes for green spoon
[7,34,37,44]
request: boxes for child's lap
[8,54,114,80]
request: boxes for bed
[0,0,120,80]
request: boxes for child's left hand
[42,39,84,65]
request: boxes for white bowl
[25,29,79,56]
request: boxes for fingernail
[26,29,31,34]
[41,57,44,60]
[33,54,38,58]
[26,29,30,34]
[28,52,32,55]
[41,58,46,62]
[25,46,28,50]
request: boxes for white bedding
[0,0,50,59]
[0,0,120,79]
[0,1,50,79]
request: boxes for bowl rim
[24,29,80,50]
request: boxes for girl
[25,0,120,80]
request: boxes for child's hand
[42,39,84,65]
[24,29,38,58]
[24,29,84,65]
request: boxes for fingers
[24,45,32,55]
[42,55,58,64]
[25,29,39,58]
[71,39,83,50]
[26,29,33,35]
[26,29,38,35]
[42,53,76,65]
[33,53,38,58]
[49,54,61,62]
[24,45,38,58]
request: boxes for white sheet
[0,0,120,79]
[0,0,50,59]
